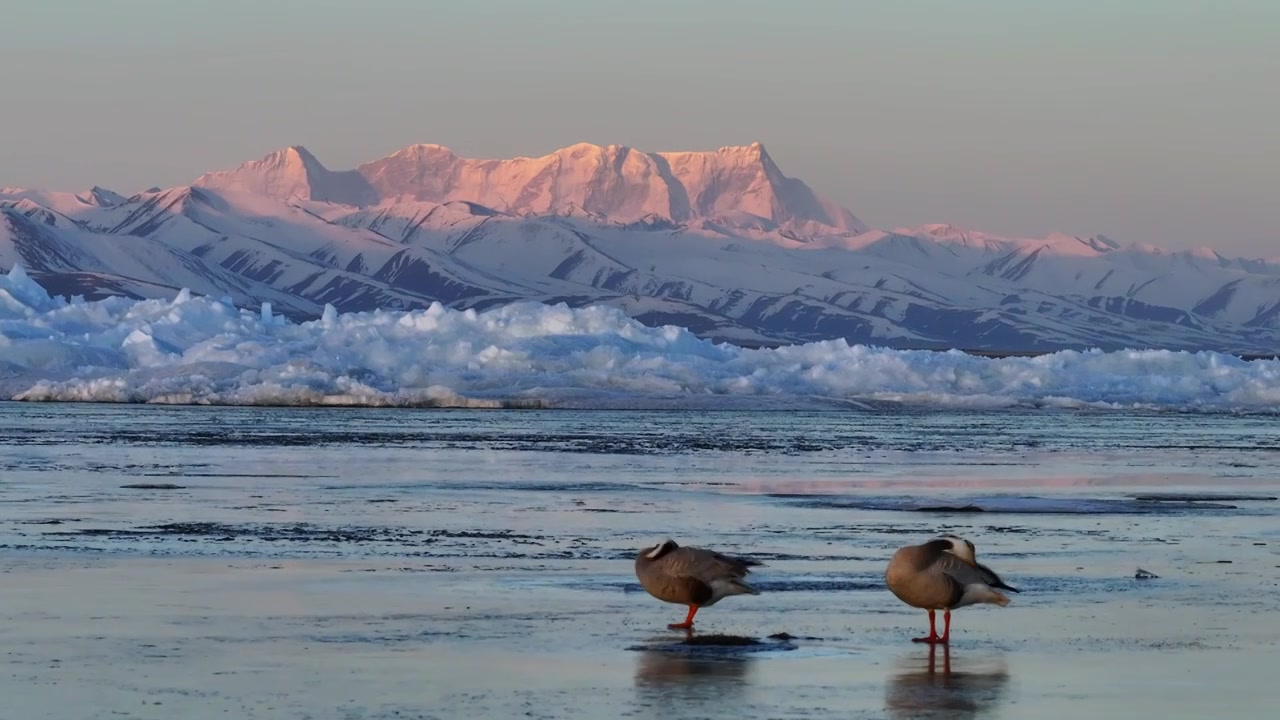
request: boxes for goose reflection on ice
[632,635,756,713]
[884,643,1010,720]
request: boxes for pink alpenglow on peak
[194,146,378,206]
[193,141,867,234]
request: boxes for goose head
[639,539,679,561]
[934,534,977,566]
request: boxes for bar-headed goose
[634,539,763,629]
[884,534,1020,644]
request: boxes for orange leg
[939,610,952,643]
[668,604,699,630]
[912,609,939,643]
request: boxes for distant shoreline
[959,349,1279,361]
[728,342,1279,361]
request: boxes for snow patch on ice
[1,265,1277,411]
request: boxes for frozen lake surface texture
[0,404,1277,719]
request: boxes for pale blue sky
[3,0,1277,256]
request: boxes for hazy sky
[4,0,1277,256]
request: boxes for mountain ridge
[194,141,866,234]
[4,142,1279,353]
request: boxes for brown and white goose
[634,539,763,629]
[884,534,1020,644]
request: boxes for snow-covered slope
[4,144,1279,353]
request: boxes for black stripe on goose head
[931,534,977,565]
[642,539,679,560]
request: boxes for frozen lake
[1,403,1278,718]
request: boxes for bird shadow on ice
[883,644,1010,720]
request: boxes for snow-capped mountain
[193,141,864,234]
[3,143,1279,353]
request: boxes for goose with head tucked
[884,534,1020,644]
[634,539,763,629]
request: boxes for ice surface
[2,264,1278,410]
[3,401,1278,719]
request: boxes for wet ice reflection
[884,644,1010,719]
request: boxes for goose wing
[661,546,761,582]
[976,561,1020,593]
[937,553,1020,593]
[937,552,994,588]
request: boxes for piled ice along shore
[2,265,1278,410]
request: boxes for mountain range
[3,142,1278,353]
